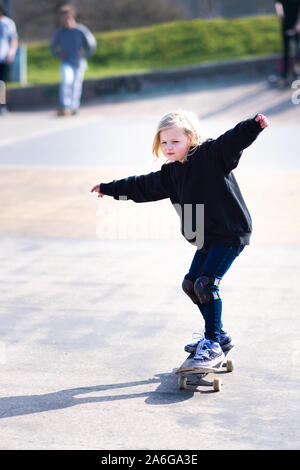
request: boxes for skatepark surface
[0,76,299,450]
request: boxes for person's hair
[59,4,76,17]
[0,3,5,15]
[152,109,207,160]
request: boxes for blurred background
[2,0,283,85]
[11,0,276,40]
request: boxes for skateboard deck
[175,349,234,392]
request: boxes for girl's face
[160,126,190,163]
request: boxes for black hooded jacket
[99,117,263,249]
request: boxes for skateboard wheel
[226,359,234,372]
[213,378,222,392]
[178,376,187,390]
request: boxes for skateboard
[175,349,234,392]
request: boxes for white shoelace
[189,329,217,359]
[194,338,215,359]
[191,329,205,342]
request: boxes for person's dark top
[274,0,300,30]
[100,117,264,250]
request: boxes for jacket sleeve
[208,117,263,174]
[99,170,169,203]
[81,25,97,57]
[50,30,61,58]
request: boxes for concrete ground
[0,76,299,450]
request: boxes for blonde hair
[152,109,206,160]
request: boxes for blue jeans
[185,245,245,342]
[59,61,87,111]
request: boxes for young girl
[91,110,268,372]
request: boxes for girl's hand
[255,113,269,129]
[91,184,104,198]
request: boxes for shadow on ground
[0,373,203,418]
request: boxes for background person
[50,4,97,116]
[0,2,18,115]
[274,0,300,85]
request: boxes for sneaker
[57,108,71,117]
[184,329,234,354]
[293,63,300,79]
[220,330,234,352]
[184,331,205,354]
[182,339,225,373]
[268,74,290,88]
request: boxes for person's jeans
[59,61,87,111]
[185,245,245,343]
[0,62,8,110]
[282,28,300,78]
[0,62,9,82]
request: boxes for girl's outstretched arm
[91,170,169,203]
[207,114,269,174]
[255,113,269,129]
[91,185,104,198]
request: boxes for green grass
[24,15,281,85]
